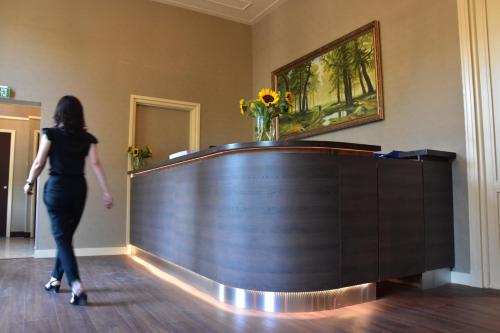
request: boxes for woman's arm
[88,143,113,209]
[24,134,51,195]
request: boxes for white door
[0,131,13,237]
[485,0,500,289]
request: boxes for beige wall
[0,0,253,249]
[253,0,469,272]
[0,102,40,118]
[135,105,191,164]
[0,104,40,233]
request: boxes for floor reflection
[0,237,34,259]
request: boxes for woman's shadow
[59,287,150,307]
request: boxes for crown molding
[151,0,286,25]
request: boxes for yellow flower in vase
[258,88,279,107]
[239,89,289,142]
[239,99,245,115]
[128,145,153,170]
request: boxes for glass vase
[132,157,144,170]
[255,114,276,141]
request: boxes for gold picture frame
[272,21,384,140]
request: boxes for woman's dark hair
[54,95,86,133]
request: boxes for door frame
[126,95,201,245]
[456,0,500,288]
[30,129,40,238]
[0,129,16,238]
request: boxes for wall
[0,102,40,118]
[0,102,41,233]
[253,0,469,272]
[0,0,253,250]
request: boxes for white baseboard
[34,247,128,258]
[451,271,482,287]
[489,282,500,290]
[452,271,500,289]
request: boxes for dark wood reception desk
[129,141,455,312]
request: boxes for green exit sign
[0,85,11,97]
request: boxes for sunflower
[132,148,139,157]
[285,91,293,105]
[239,98,245,115]
[258,88,279,107]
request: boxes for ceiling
[151,0,286,25]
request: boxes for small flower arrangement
[128,145,153,170]
[240,88,292,141]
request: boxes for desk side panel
[423,160,455,270]
[340,155,379,287]
[378,159,425,280]
[130,152,341,292]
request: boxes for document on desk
[169,150,195,159]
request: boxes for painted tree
[295,63,313,113]
[331,44,354,106]
[283,62,316,114]
[321,51,341,105]
[325,44,354,106]
[307,63,320,108]
[351,33,375,95]
[287,68,304,113]
[352,40,367,96]
[322,34,375,107]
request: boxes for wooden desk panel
[131,151,342,292]
[130,141,455,293]
[378,159,425,280]
[339,155,379,287]
[423,160,455,270]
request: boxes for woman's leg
[44,177,82,286]
[44,177,88,304]
[66,178,87,288]
[48,209,81,285]
[51,253,64,280]
[45,253,63,292]
[66,179,88,305]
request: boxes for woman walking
[24,96,113,306]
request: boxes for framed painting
[272,21,384,140]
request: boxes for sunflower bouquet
[240,88,292,141]
[128,145,153,170]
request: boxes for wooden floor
[1,256,500,333]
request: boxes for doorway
[0,130,15,238]
[126,95,201,244]
[0,100,41,258]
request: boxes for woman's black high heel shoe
[44,280,61,293]
[70,291,88,306]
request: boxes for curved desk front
[129,141,455,312]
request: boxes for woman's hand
[103,192,113,209]
[24,183,33,195]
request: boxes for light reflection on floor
[129,255,378,319]
[0,237,34,259]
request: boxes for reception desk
[129,141,455,312]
